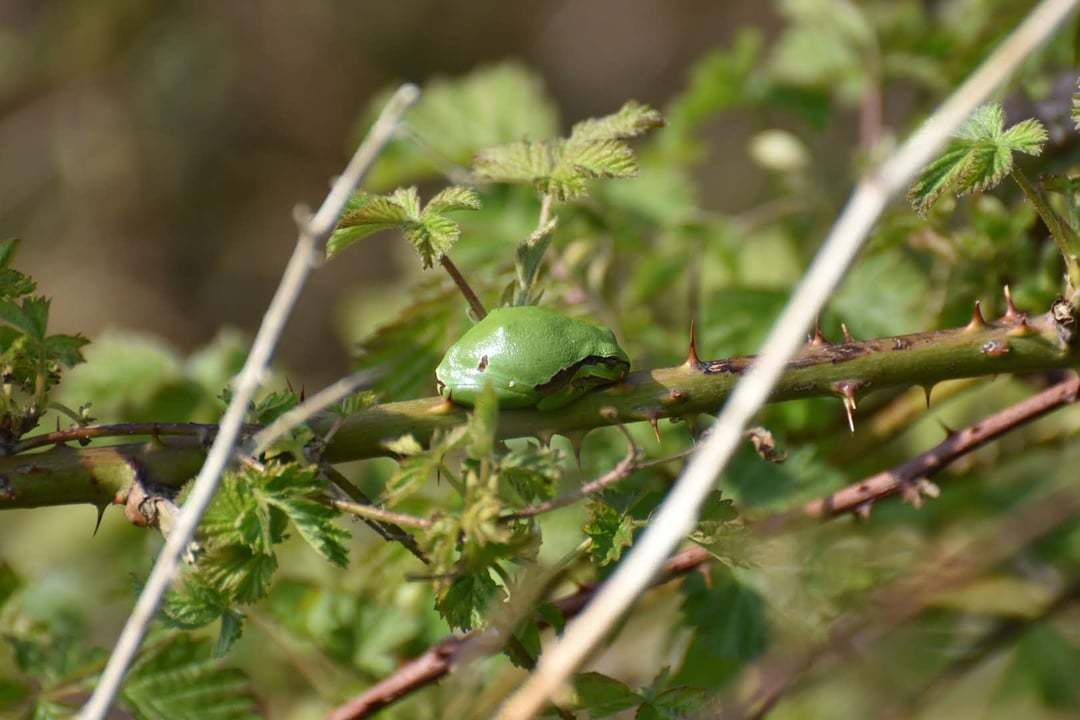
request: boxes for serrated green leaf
[44,334,89,367]
[435,571,500,630]
[425,186,482,214]
[162,578,230,630]
[909,103,1047,215]
[249,389,299,425]
[406,214,460,269]
[475,102,661,201]
[329,190,419,258]
[214,611,244,658]
[0,300,41,340]
[699,491,738,522]
[569,101,665,144]
[499,443,561,504]
[474,140,558,185]
[384,453,440,506]
[122,635,260,720]
[574,672,644,717]
[266,494,350,567]
[584,502,635,566]
[673,571,767,689]
[200,546,277,604]
[0,267,36,300]
[1000,118,1048,154]
[0,238,19,268]
[561,139,638,180]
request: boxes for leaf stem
[440,254,487,318]
[329,497,434,530]
[1012,166,1080,289]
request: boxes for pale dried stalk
[495,2,1080,717]
[77,84,419,720]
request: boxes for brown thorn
[647,415,662,444]
[937,419,959,439]
[685,320,701,369]
[854,501,873,520]
[808,316,829,347]
[565,431,586,471]
[1007,318,1035,337]
[966,300,988,331]
[1003,284,1021,323]
[93,503,108,536]
[841,323,854,343]
[923,384,934,409]
[537,430,555,448]
[833,381,859,433]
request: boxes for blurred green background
[0,0,779,386]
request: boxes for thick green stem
[2,311,1076,511]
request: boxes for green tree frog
[435,306,630,410]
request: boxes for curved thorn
[685,321,701,369]
[841,322,854,343]
[1003,284,1021,322]
[647,416,662,444]
[966,300,988,331]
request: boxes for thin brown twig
[758,373,1079,534]
[330,498,435,530]
[325,376,1080,719]
[440,255,487,318]
[11,422,253,455]
[322,465,429,563]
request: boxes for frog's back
[434,306,628,407]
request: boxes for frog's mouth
[534,355,629,394]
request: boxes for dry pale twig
[77,84,420,720]
[496,3,1080,717]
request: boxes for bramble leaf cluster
[0,239,89,445]
[909,103,1048,216]
[474,101,664,202]
[164,463,349,654]
[328,186,481,265]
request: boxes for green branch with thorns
[1,290,1075,513]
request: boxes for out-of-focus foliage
[0,562,259,719]
[4,1,1080,719]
